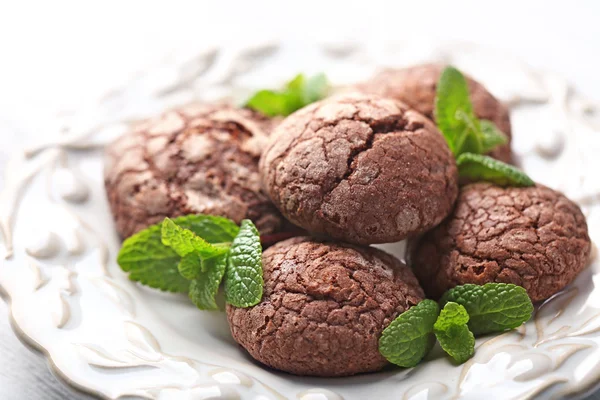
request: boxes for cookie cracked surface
[104,103,285,238]
[356,64,513,163]
[409,183,591,302]
[226,237,424,376]
[260,93,459,244]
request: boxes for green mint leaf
[245,73,329,117]
[178,252,203,280]
[440,283,534,335]
[434,302,470,330]
[175,215,240,243]
[480,119,508,154]
[435,324,475,364]
[454,110,483,155]
[117,224,190,293]
[434,302,475,364]
[301,73,329,103]
[285,73,305,90]
[435,66,482,156]
[245,90,291,117]
[117,214,239,292]
[283,73,308,112]
[378,299,440,368]
[188,253,228,310]
[224,219,264,308]
[457,153,534,187]
[161,217,230,259]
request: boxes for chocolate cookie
[409,183,591,302]
[226,237,424,376]
[259,93,458,244]
[104,103,285,238]
[356,64,513,163]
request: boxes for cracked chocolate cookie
[409,183,591,302]
[259,93,459,244]
[356,64,513,163]
[104,103,285,239]
[226,237,424,376]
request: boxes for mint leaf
[175,215,240,243]
[378,299,440,368]
[296,73,328,103]
[435,66,482,156]
[178,253,202,280]
[435,325,475,364]
[454,110,483,156]
[457,153,534,187]
[245,73,329,117]
[434,302,470,330]
[161,217,230,259]
[283,74,307,112]
[440,283,534,335]
[245,90,291,117]
[434,302,475,364]
[117,214,239,292]
[119,214,265,310]
[480,119,508,154]
[224,219,264,308]
[188,253,227,310]
[117,224,190,293]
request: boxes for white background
[0,1,599,399]
[1,0,600,148]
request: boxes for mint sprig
[434,302,475,364]
[457,153,534,187]
[378,300,439,368]
[440,283,534,335]
[117,214,263,310]
[117,214,237,293]
[379,283,534,368]
[435,66,482,156]
[245,73,329,117]
[435,66,532,187]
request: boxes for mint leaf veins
[434,66,483,156]
[224,219,264,308]
[117,214,237,293]
[161,217,263,310]
[434,302,475,364]
[434,66,533,187]
[245,73,329,117]
[117,214,240,293]
[161,217,230,259]
[440,283,534,335]
[456,153,534,187]
[188,253,228,310]
[117,214,264,311]
[378,299,440,368]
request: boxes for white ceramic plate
[1,41,600,400]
